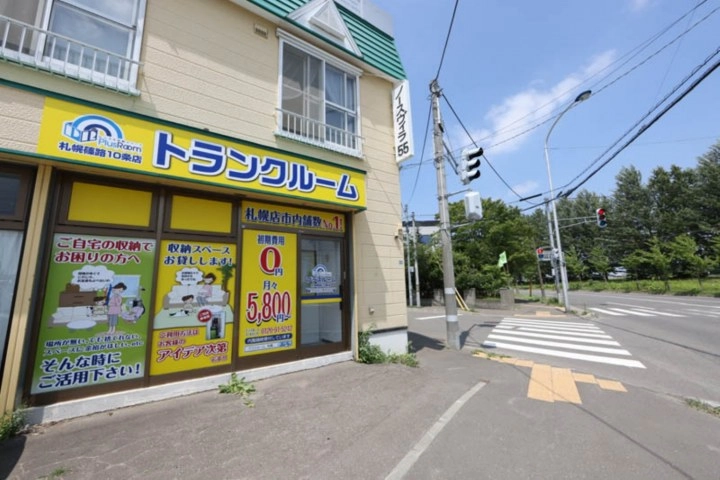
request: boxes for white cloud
[455,50,617,156]
[508,180,539,199]
[629,0,652,12]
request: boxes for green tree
[587,245,611,281]
[667,234,709,284]
[448,197,535,295]
[564,246,587,281]
[610,167,653,262]
[623,238,671,290]
[647,165,700,243]
[695,139,720,253]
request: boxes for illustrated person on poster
[121,298,145,323]
[196,272,216,307]
[170,295,195,317]
[106,282,127,334]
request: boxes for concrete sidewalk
[0,303,549,480]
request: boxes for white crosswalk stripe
[589,307,687,318]
[687,309,720,318]
[482,317,645,368]
[588,307,625,316]
[631,308,685,318]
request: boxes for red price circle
[197,308,212,323]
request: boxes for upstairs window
[0,0,145,94]
[278,33,361,157]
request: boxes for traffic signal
[596,208,607,228]
[460,147,483,185]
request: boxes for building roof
[247,0,406,80]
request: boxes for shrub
[0,407,26,441]
[358,326,418,367]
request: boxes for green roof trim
[247,0,406,80]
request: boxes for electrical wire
[560,44,720,194]
[404,102,433,204]
[443,0,716,158]
[561,53,720,198]
[434,0,460,81]
[441,93,527,200]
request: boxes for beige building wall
[0,0,407,342]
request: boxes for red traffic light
[596,208,607,228]
[536,248,544,255]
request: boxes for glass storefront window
[0,230,23,371]
[0,173,21,216]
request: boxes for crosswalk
[482,318,645,368]
[588,307,687,317]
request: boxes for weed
[0,406,26,442]
[219,373,256,407]
[685,398,720,418]
[39,467,71,479]
[358,326,418,367]
[472,349,510,359]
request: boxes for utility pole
[412,212,421,308]
[404,205,414,306]
[430,79,460,350]
[545,198,560,300]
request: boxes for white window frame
[0,0,145,94]
[276,29,363,158]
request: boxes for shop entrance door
[299,236,346,350]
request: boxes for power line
[441,93,527,200]
[560,44,720,195]
[562,53,720,198]
[440,0,716,159]
[405,103,433,204]
[590,3,719,97]
[434,0,460,81]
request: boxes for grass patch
[39,467,71,479]
[472,349,511,359]
[0,406,26,442]
[569,278,720,297]
[218,373,256,407]
[358,326,418,367]
[685,398,720,418]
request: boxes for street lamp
[544,89,591,312]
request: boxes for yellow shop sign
[37,98,366,209]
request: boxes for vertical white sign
[392,80,414,164]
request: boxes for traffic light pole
[404,205,414,306]
[545,198,561,299]
[430,79,460,350]
[412,212,421,308]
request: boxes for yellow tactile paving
[572,372,597,384]
[515,359,535,368]
[473,350,628,403]
[596,379,627,392]
[527,364,555,403]
[551,367,582,404]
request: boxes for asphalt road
[569,291,720,403]
[405,302,720,479]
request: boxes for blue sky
[373,0,720,220]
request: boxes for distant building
[403,220,440,244]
